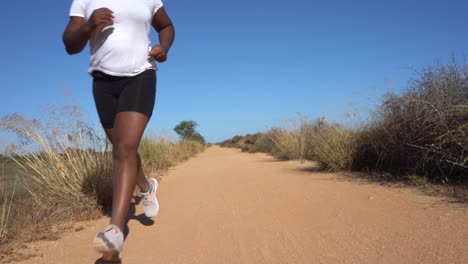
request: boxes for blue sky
[1,0,467,143]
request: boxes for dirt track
[15,146,468,264]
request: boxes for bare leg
[136,153,150,192]
[105,129,150,193]
[108,112,150,230]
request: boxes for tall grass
[220,61,468,182]
[218,130,302,160]
[0,105,206,249]
[0,178,17,239]
[269,128,305,160]
[301,119,358,171]
[0,159,35,245]
[220,119,358,171]
[0,109,112,218]
[139,135,206,176]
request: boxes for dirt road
[15,146,468,264]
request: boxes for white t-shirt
[69,0,164,76]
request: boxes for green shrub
[251,133,276,153]
[173,120,206,144]
[218,135,248,149]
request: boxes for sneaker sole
[93,233,121,261]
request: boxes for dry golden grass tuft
[0,105,206,259]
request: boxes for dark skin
[63,7,174,58]
[63,7,175,230]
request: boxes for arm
[149,7,175,62]
[62,8,114,55]
[62,17,92,55]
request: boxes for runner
[62,0,175,259]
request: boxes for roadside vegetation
[220,62,467,197]
[0,107,206,261]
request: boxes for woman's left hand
[149,45,167,62]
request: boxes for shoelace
[105,225,121,236]
[143,195,154,206]
[142,180,154,206]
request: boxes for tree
[174,120,205,144]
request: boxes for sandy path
[15,146,468,264]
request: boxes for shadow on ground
[95,257,122,264]
[95,196,155,264]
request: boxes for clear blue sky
[1,0,467,143]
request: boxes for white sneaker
[93,224,124,260]
[141,177,159,218]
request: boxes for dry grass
[220,61,467,183]
[269,128,305,160]
[0,178,16,239]
[0,105,207,257]
[139,135,206,178]
[218,130,303,160]
[0,108,112,217]
[172,140,206,161]
[354,62,467,182]
[220,119,357,171]
[301,118,358,171]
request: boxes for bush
[250,133,276,153]
[218,133,270,153]
[219,62,467,182]
[302,118,358,171]
[354,62,468,182]
[219,128,307,160]
[173,120,206,144]
[239,134,259,153]
[269,128,304,160]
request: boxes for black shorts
[92,69,156,129]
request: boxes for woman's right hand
[87,8,114,30]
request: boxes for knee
[113,142,137,162]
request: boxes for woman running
[62,0,175,259]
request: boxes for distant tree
[174,120,205,144]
